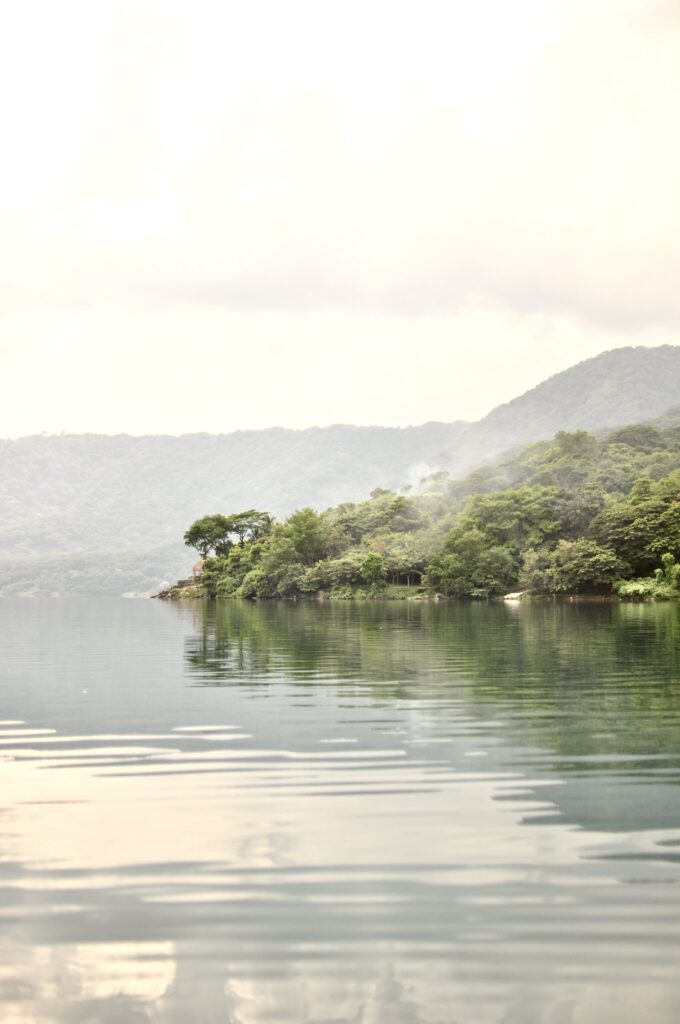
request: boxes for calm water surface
[1,598,680,1023]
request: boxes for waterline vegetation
[169,417,680,602]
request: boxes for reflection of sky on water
[1,599,680,1022]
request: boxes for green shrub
[615,552,680,600]
[521,539,628,594]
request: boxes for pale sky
[1,0,679,437]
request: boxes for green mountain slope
[0,423,465,596]
[191,417,680,602]
[440,345,680,473]
[2,344,680,597]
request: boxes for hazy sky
[1,0,678,437]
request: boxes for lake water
[1,598,680,1023]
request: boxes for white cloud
[0,0,678,433]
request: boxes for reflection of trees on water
[184,599,680,762]
[184,600,432,700]
[153,955,431,1024]
[4,602,680,1022]
[12,927,679,1023]
[6,935,455,1024]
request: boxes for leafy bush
[426,531,517,597]
[616,553,680,600]
[360,552,386,587]
[521,539,628,594]
[615,578,676,600]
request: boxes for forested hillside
[187,413,680,602]
[0,423,464,596]
[2,345,680,597]
[439,345,680,473]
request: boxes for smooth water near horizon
[1,598,680,1023]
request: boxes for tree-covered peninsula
[5,346,680,597]
[172,415,680,602]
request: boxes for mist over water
[1,598,680,1022]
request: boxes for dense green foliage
[439,344,680,475]
[0,423,464,596]
[191,418,680,601]
[434,424,680,597]
[615,553,680,600]
[184,511,273,557]
[4,345,680,595]
[197,491,445,599]
[522,540,627,595]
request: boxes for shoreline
[152,581,659,603]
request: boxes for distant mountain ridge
[0,422,467,596]
[438,345,680,473]
[1,344,679,596]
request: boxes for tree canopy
[181,419,680,602]
[184,511,273,559]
